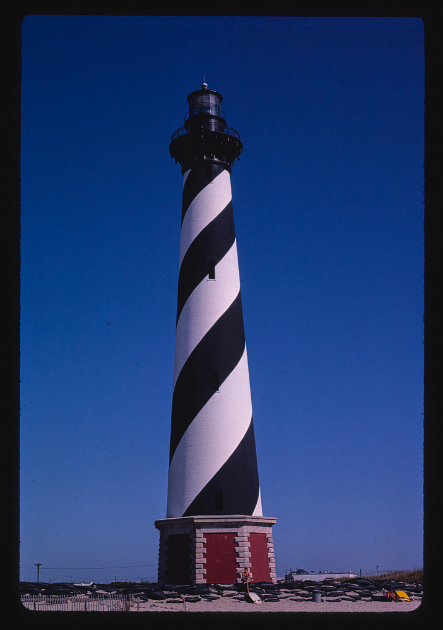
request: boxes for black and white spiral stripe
[166,164,262,518]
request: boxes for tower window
[215,490,224,514]
[210,369,219,392]
[208,259,216,280]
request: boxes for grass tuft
[335,568,423,584]
[352,568,423,583]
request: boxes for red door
[249,533,270,582]
[204,533,237,584]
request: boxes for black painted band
[181,163,228,225]
[176,200,235,324]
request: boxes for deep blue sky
[20,16,423,583]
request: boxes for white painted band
[253,488,263,516]
[182,169,191,187]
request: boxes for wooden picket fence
[21,592,130,611]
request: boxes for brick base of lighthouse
[155,515,277,585]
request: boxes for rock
[202,595,221,600]
[340,596,358,601]
[145,589,166,600]
[185,584,212,595]
[174,585,191,594]
[249,585,265,594]
[20,586,42,594]
[346,591,361,599]
[354,578,376,587]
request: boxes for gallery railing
[171,124,241,143]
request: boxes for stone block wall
[155,515,277,585]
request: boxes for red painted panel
[249,533,270,582]
[166,533,191,585]
[204,533,237,584]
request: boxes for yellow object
[395,590,410,601]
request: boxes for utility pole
[34,563,42,583]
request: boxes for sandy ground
[128,597,422,613]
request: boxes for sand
[128,596,422,613]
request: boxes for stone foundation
[155,515,277,585]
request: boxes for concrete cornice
[155,515,277,528]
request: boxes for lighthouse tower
[155,84,276,585]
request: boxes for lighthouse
[155,84,277,585]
